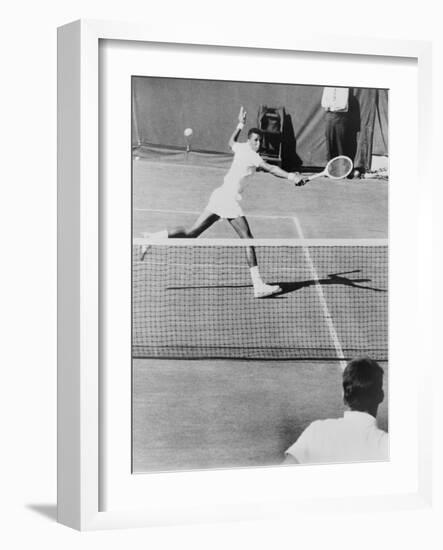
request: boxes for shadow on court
[273,270,388,297]
[166,270,387,296]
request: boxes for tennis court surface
[132,243,388,473]
[133,358,388,473]
[132,147,388,239]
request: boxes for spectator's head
[247,128,262,152]
[342,357,385,417]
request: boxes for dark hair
[342,357,384,412]
[247,127,262,138]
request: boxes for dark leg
[227,216,257,267]
[334,115,347,157]
[168,211,220,238]
[325,112,334,160]
[325,112,348,159]
[328,112,348,158]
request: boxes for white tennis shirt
[222,141,263,197]
[285,411,389,464]
[321,87,349,113]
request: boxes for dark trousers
[324,111,348,160]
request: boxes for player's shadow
[281,114,303,171]
[270,269,387,298]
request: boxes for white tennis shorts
[205,186,244,218]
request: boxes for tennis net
[132,243,388,361]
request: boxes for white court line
[134,158,229,171]
[292,216,347,371]
[134,208,388,245]
[133,237,386,247]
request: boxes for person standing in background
[321,87,350,161]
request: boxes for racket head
[325,155,353,179]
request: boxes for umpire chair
[257,106,285,166]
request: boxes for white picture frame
[57,19,433,530]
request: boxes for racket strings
[326,156,353,179]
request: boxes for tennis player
[142,106,306,298]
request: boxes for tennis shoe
[254,283,281,298]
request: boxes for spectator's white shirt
[222,142,263,197]
[321,87,349,112]
[285,411,389,464]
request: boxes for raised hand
[238,105,247,124]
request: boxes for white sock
[250,266,264,287]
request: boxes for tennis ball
[184,128,193,137]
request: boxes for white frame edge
[58,21,82,530]
[57,19,433,531]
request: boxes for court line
[135,160,228,171]
[133,237,388,247]
[134,207,294,221]
[292,216,347,371]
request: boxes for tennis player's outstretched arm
[260,161,306,186]
[228,106,247,150]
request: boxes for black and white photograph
[3,0,435,542]
[132,77,388,240]
[131,76,389,473]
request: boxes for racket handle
[306,170,325,182]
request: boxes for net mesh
[132,244,388,361]
[327,156,353,179]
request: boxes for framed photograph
[57,20,432,530]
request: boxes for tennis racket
[306,155,353,182]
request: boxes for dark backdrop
[132,77,388,170]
